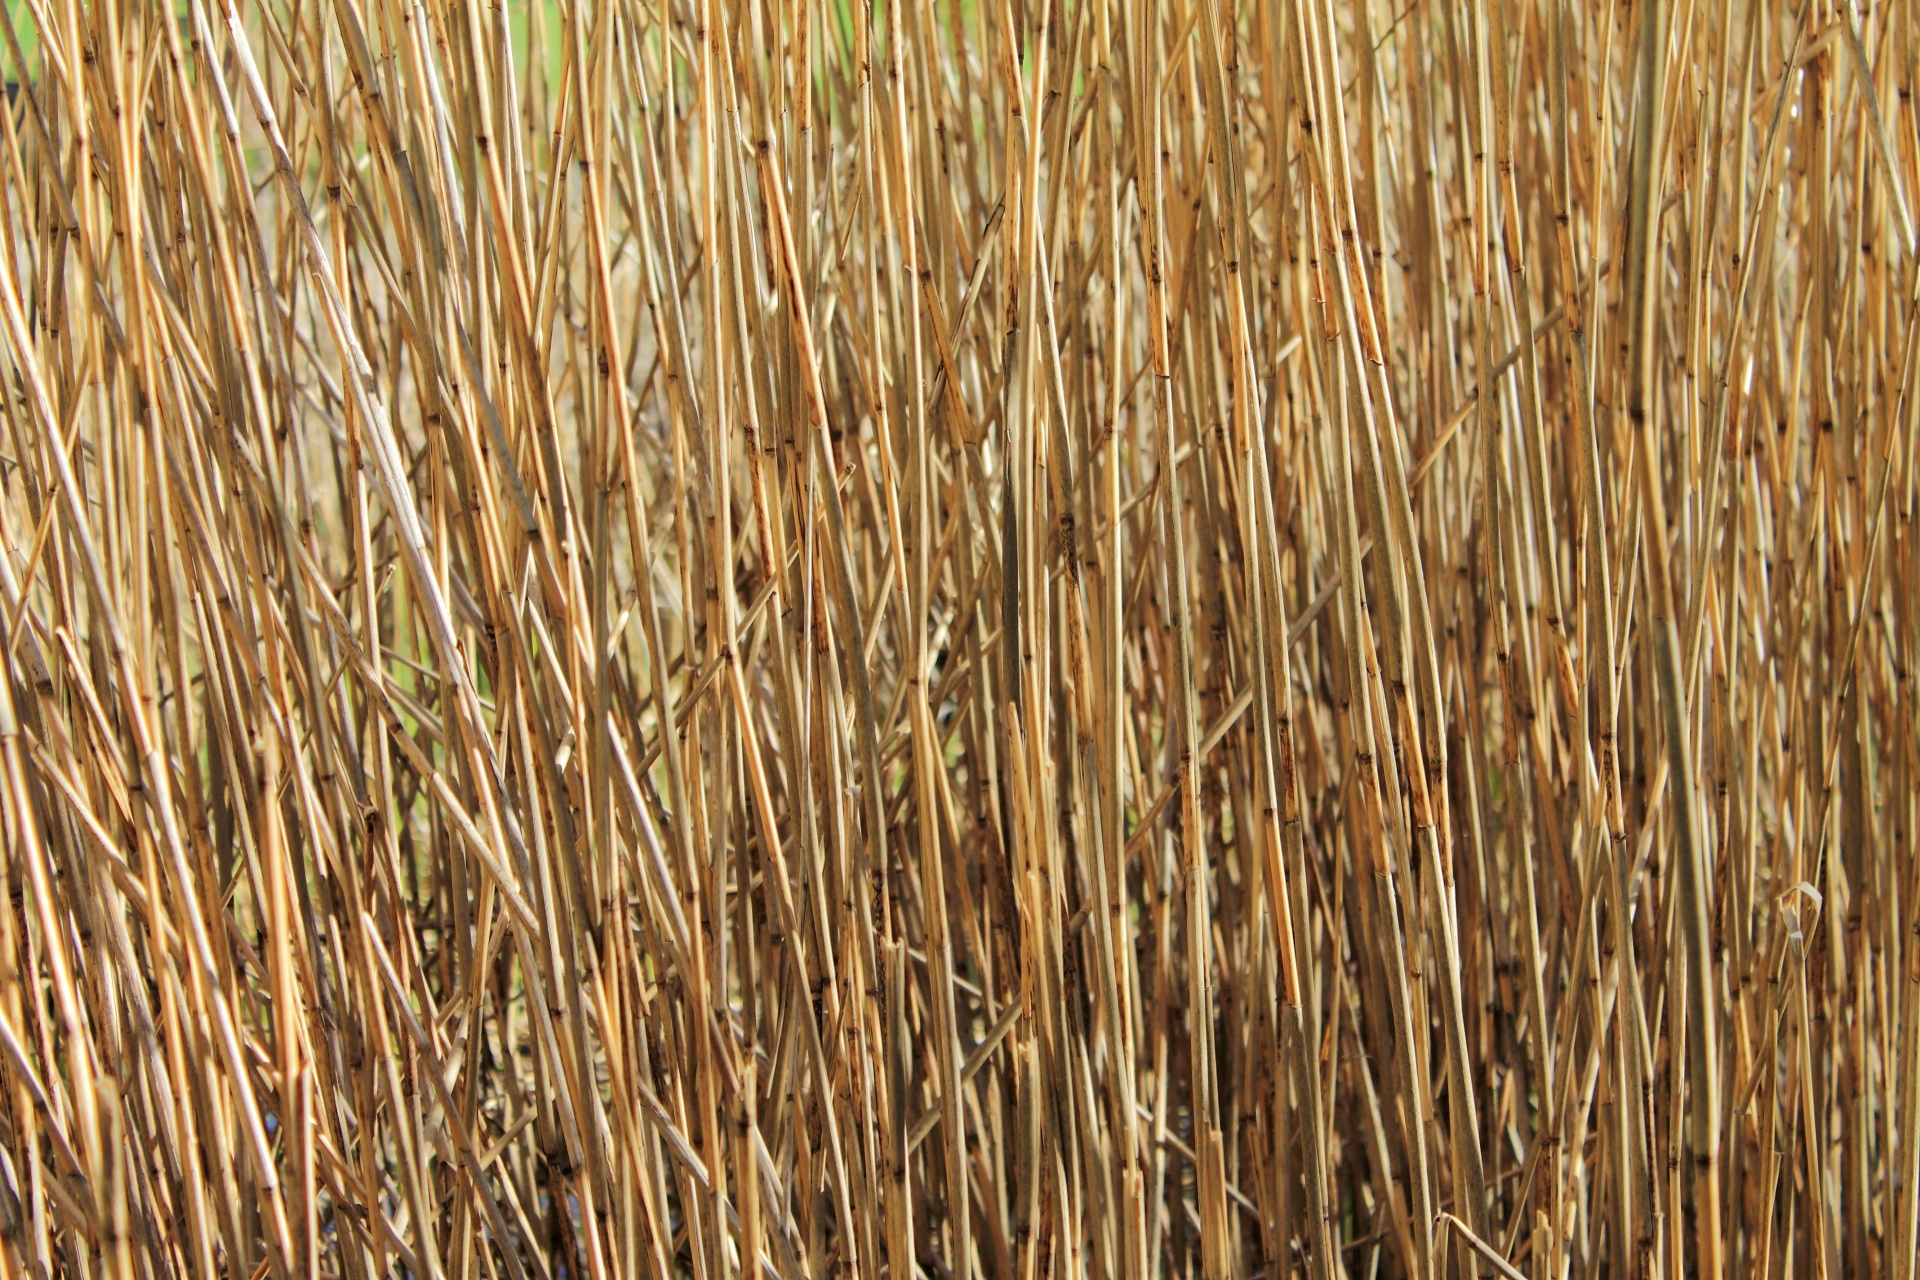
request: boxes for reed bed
[0,0,1913,1276]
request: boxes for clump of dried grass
[0,0,1914,1278]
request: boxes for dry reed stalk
[0,0,1913,1278]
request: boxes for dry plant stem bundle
[0,0,1914,1278]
